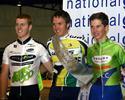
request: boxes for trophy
[52,35,93,85]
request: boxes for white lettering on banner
[63,0,125,46]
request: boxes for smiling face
[90,19,108,42]
[15,18,32,40]
[52,16,69,36]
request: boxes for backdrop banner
[63,0,125,46]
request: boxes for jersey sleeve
[116,44,125,67]
[39,44,51,63]
[87,47,93,67]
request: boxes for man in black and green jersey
[47,10,88,100]
[87,12,125,100]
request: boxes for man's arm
[0,64,9,99]
[39,64,47,74]
[42,61,53,74]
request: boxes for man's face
[90,19,108,41]
[15,18,32,39]
[52,16,69,36]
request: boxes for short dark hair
[16,14,32,25]
[89,12,109,26]
[51,10,71,25]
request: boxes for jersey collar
[59,33,69,40]
[17,37,31,45]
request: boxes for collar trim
[17,37,31,45]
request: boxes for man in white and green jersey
[87,12,125,100]
[0,14,53,100]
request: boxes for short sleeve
[39,44,50,63]
[117,44,125,66]
[87,47,93,66]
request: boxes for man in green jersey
[87,12,125,100]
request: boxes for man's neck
[17,36,31,45]
[96,36,107,43]
[18,34,30,42]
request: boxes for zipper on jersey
[99,43,104,99]
[19,44,23,97]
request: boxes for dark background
[0,0,62,10]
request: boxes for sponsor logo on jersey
[14,45,17,48]
[92,55,111,64]
[10,55,36,62]
[27,43,35,47]
[11,61,34,66]
[26,48,34,52]
[12,66,33,83]
[10,51,21,54]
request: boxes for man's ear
[67,23,70,29]
[105,25,109,34]
[29,24,32,31]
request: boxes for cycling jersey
[87,38,125,86]
[2,37,50,86]
[87,38,125,100]
[47,34,87,87]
